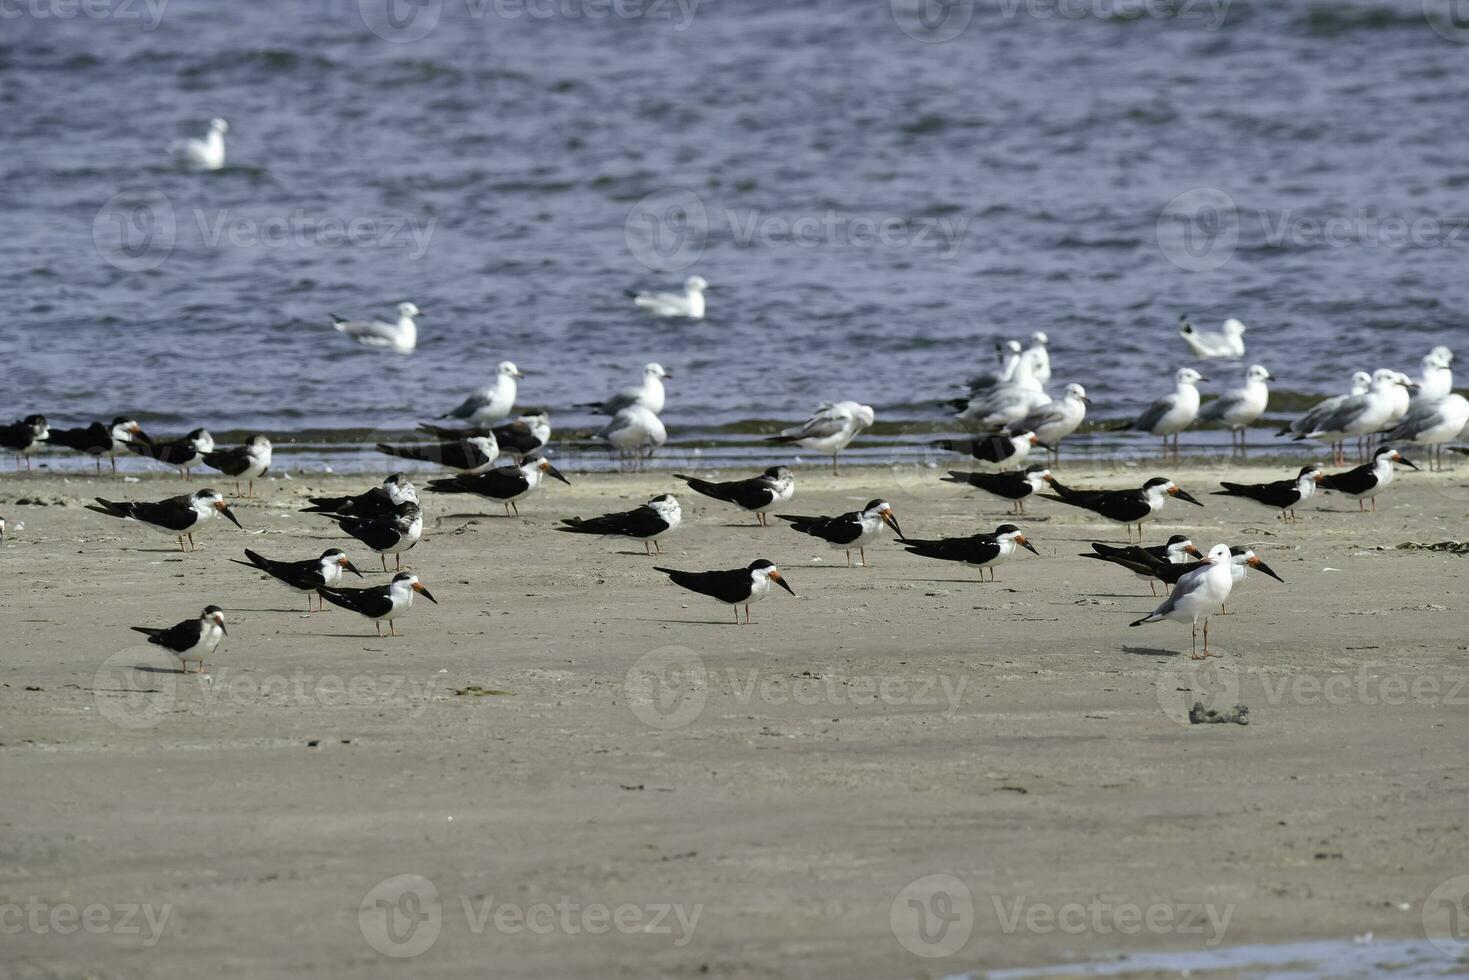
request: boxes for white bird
[1383,371,1415,431]
[1026,332,1051,386]
[331,302,421,355]
[1295,369,1409,465]
[1384,393,1469,470]
[437,361,522,426]
[202,434,272,498]
[967,340,1023,392]
[767,401,876,474]
[1129,543,1235,659]
[629,276,707,319]
[581,363,670,415]
[597,404,666,470]
[1280,370,1372,459]
[1126,367,1204,461]
[169,117,228,171]
[1179,316,1246,359]
[1417,346,1454,401]
[1198,364,1271,453]
[1005,383,1087,461]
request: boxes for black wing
[941,470,1029,500]
[48,423,109,454]
[233,549,325,590]
[653,567,749,603]
[1042,481,1148,522]
[302,487,396,518]
[132,439,196,465]
[318,585,394,617]
[378,441,487,471]
[1214,478,1295,507]
[902,534,1001,565]
[203,447,251,476]
[492,419,545,455]
[676,474,775,510]
[558,505,667,538]
[1319,463,1374,496]
[88,494,199,531]
[130,618,201,653]
[776,512,863,545]
[425,469,529,500]
[336,515,407,551]
[934,437,1016,464]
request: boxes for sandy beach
[3,457,1468,978]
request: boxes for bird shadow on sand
[131,664,196,675]
[637,618,761,627]
[1120,645,1182,657]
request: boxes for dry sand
[2,457,1468,979]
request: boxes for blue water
[3,0,1467,470]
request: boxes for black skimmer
[302,473,417,520]
[48,417,148,474]
[1080,535,1203,595]
[580,364,670,415]
[1212,464,1324,522]
[319,572,437,637]
[932,432,1043,469]
[1318,446,1417,512]
[654,559,794,624]
[1089,541,1280,592]
[331,502,422,571]
[0,415,48,470]
[131,605,226,673]
[437,361,522,427]
[675,466,795,527]
[1198,365,1271,453]
[424,455,569,516]
[1041,477,1202,542]
[629,277,707,319]
[87,488,243,552]
[557,493,682,555]
[775,499,903,568]
[331,301,420,355]
[376,433,498,474]
[203,434,272,497]
[899,523,1037,582]
[1122,367,1204,462]
[1130,543,1235,659]
[596,406,666,471]
[132,428,214,479]
[940,464,1053,515]
[1178,316,1246,359]
[767,401,875,474]
[231,547,363,613]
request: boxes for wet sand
[3,458,1467,978]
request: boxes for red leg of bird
[1191,622,1198,658]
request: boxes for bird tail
[423,478,466,493]
[330,314,347,329]
[375,444,412,460]
[87,498,130,518]
[765,433,798,445]
[1043,478,1078,501]
[129,626,163,640]
[315,589,351,611]
[939,471,969,484]
[300,497,346,514]
[240,548,269,570]
[1213,483,1245,496]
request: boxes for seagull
[557,493,682,555]
[132,428,214,479]
[1080,535,1203,596]
[331,501,422,571]
[377,433,499,474]
[203,434,271,497]
[675,466,794,526]
[581,363,671,415]
[1027,332,1052,386]
[1384,392,1469,471]
[1293,369,1409,465]
[1125,368,1204,461]
[0,415,48,471]
[302,473,417,520]
[1178,316,1246,359]
[596,405,666,471]
[169,117,228,171]
[318,572,437,637]
[331,302,421,355]
[1041,476,1203,542]
[1280,371,1372,462]
[231,547,363,613]
[48,417,148,474]
[424,455,569,516]
[898,523,1037,582]
[1129,543,1234,659]
[1213,464,1325,522]
[1382,371,1415,434]
[1198,364,1271,452]
[966,340,1023,392]
[940,464,1053,515]
[767,401,875,474]
[436,361,522,426]
[131,606,226,673]
[932,432,1042,470]
[87,488,242,552]
[653,559,794,625]
[1417,346,1454,401]
[951,350,1050,429]
[1319,446,1417,512]
[775,499,903,568]
[1005,384,1088,461]
[629,276,707,320]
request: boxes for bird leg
[1359,499,1365,513]
[381,555,389,572]
[178,535,186,553]
[390,621,398,637]
[1191,622,1198,658]
[845,549,852,568]
[743,604,751,625]
[654,540,663,555]
[860,547,867,568]
[832,454,839,476]
[375,621,383,637]
[1149,580,1158,597]
[1370,496,1377,512]
[733,606,740,625]
[395,553,403,571]
[512,501,520,516]
[187,533,196,551]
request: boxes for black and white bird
[932,431,1043,470]
[1292,369,1409,465]
[48,417,148,474]
[231,547,363,613]
[1080,535,1203,596]
[1212,464,1324,522]
[1318,446,1417,512]
[1041,477,1203,542]
[1124,367,1204,461]
[331,301,420,355]
[1179,316,1246,360]
[436,361,522,427]
[203,434,272,497]
[899,523,1038,582]
[557,494,682,555]
[415,414,552,462]
[653,559,794,625]
[581,363,671,415]
[1198,364,1271,453]
[131,605,226,673]
[776,499,903,568]
[88,488,243,552]
[132,428,214,479]
[377,433,499,475]
[302,473,418,520]
[675,466,795,526]
[0,415,49,471]
[1005,384,1088,461]
[423,456,569,516]
[940,465,1053,515]
[767,401,875,474]
[318,572,437,637]
[330,502,423,571]
[1278,370,1371,462]
[1129,543,1235,659]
